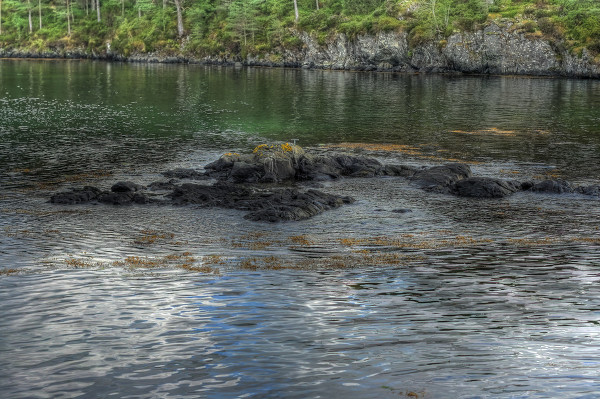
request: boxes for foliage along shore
[1,0,600,77]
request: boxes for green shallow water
[1,60,600,398]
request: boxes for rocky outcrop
[249,23,600,78]
[49,145,600,222]
[203,144,390,183]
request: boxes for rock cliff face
[248,23,600,78]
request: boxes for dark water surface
[1,60,600,398]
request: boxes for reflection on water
[1,60,600,398]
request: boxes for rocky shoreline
[49,144,600,222]
[3,22,600,78]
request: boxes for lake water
[1,59,600,398]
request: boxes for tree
[38,0,41,29]
[66,0,71,35]
[27,0,32,33]
[174,0,184,36]
[228,0,260,46]
[96,0,100,22]
[293,0,298,22]
[0,0,3,35]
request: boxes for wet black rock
[169,182,354,222]
[453,177,522,198]
[530,180,574,194]
[50,186,150,205]
[229,162,263,183]
[148,180,179,191]
[245,189,354,222]
[111,181,145,193]
[411,163,472,193]
[576,185,600,196]
[50,186,102,205]
[297,153,385,180]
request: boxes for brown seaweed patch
[133,230,176,245]
[0,269,20,276]
[179,264,221,274]
[55,252,206,273]
[202,254,227,265]
[570,237,600,245]
[500,169,522,175]
[233,251,426,271]
[230,232,280,250]
[338,235,493,251]
[64,257,98,268]
[240,258,260,270]
[289,235,315,246]
[450,127,517,137]
[327,142,478,164]
[507,237,558,246]
[534,170,562,180]
[108,252,220,274]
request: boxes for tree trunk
[174,0,184,37]
[96,0,101,22]
[28,0,33,33]
[38,0,42,29]
[0,0,3,35]
[315,0,319,10]
[293,0,299,23]
[163,0,166,9]
[121,0,124,17]
[66,0,71,36]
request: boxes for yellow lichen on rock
[252,143,303,158]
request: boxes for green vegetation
[0,0,599,58]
